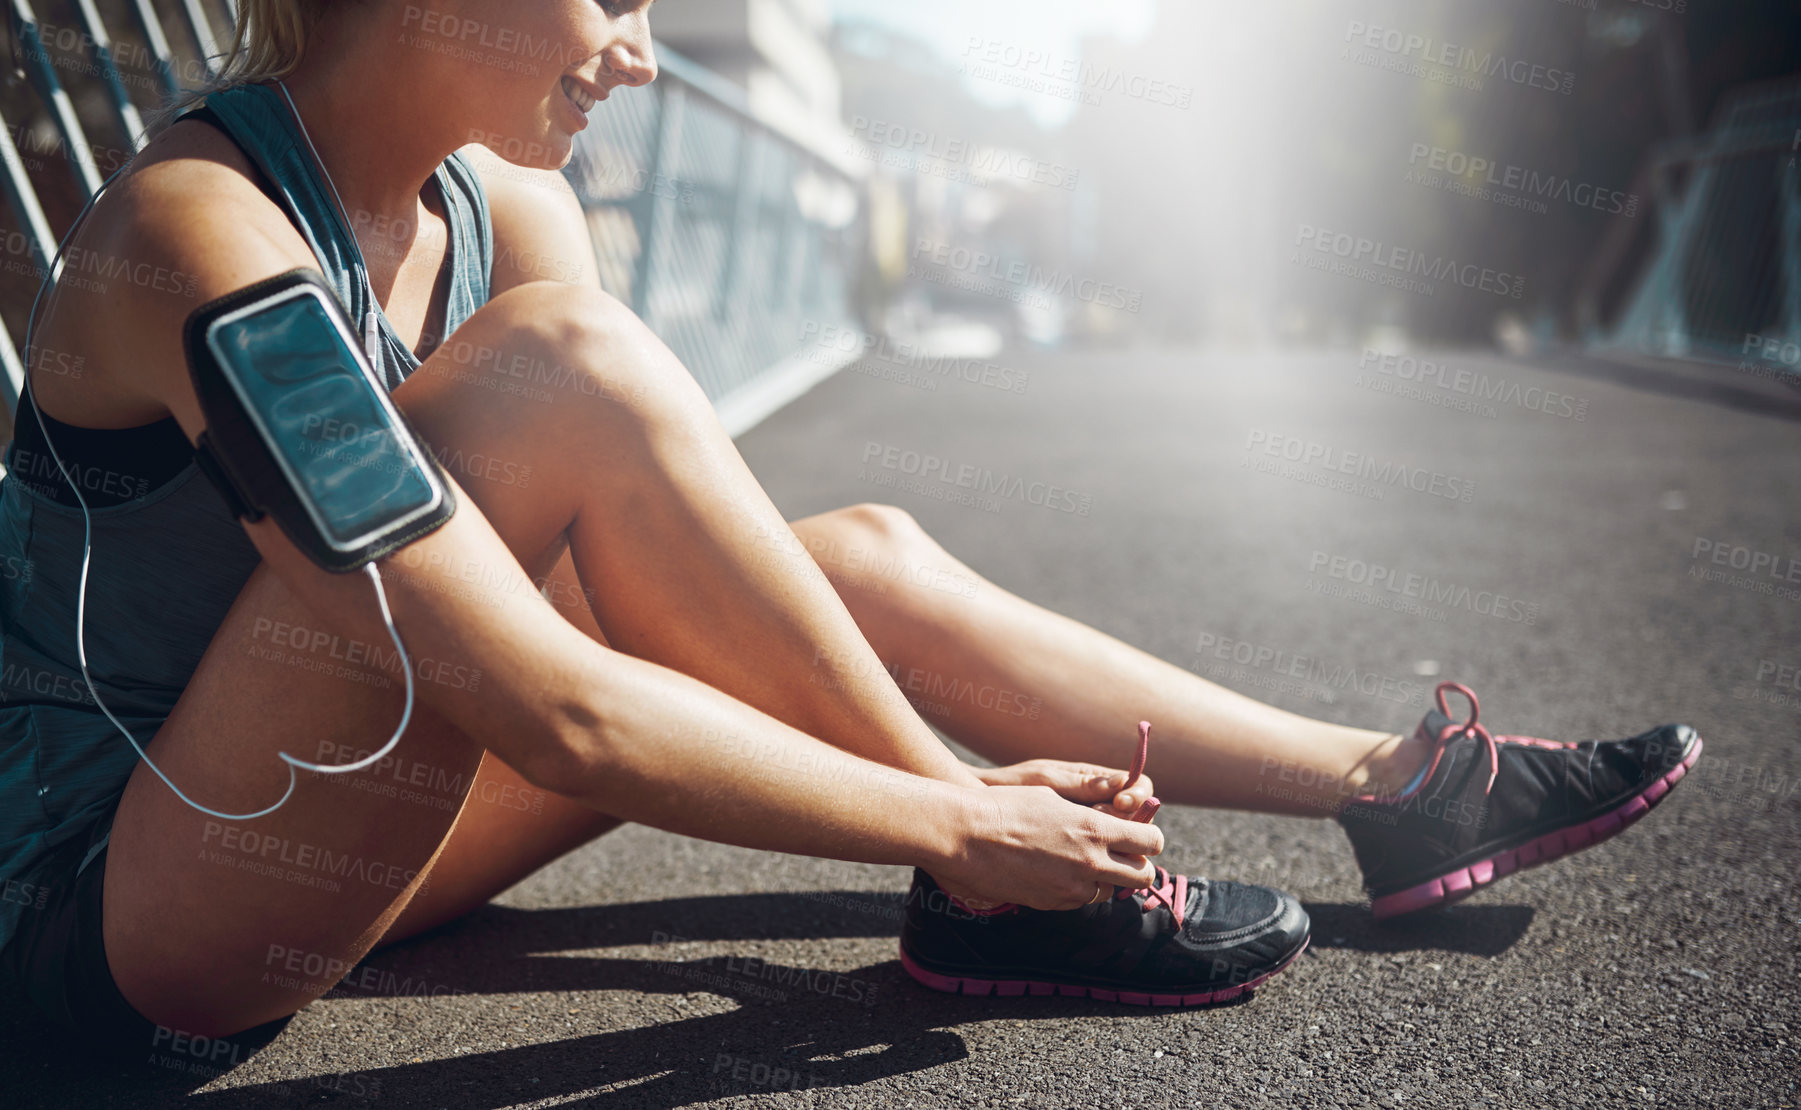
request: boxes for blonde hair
[148,1,332,132]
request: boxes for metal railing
[0,4,865,440]
[1579,79,1801,378]
[0,0,229,428]
[563,44,865,433]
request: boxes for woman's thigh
[101,546,573,1037]
[100,284,651,1037]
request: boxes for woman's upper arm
[459,144,605,296]
[95,151,606,780]
[96,148,322,437]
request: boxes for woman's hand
[930,784,1164,911]
[973,758,1155,820]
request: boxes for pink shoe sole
[898,937,1309,1007]
[1370,736,1703,920]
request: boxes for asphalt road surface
[5,344,1798,1109]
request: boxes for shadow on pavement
[7,892,1522,1107]
[1303,901,1536,956]
[413,888,925,951]
[189,975,971,1109]
[170,954,1268,1110]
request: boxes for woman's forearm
[536,644,980,872]
[243,509,978,873]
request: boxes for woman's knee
[442,282,705,416]
[794,503,991,614]
[793,503,938,575]
[820,502,930,549]
[399,282,716,510]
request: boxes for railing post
[11,0,102,196]
[777,179,805,322]
[72,0,146,149]
[1,325,25,415]
[0,95,56,275]
[0,27,58,413]
[715,128,762,325]
[633,81,686,331]
[126,0,180,102]
[178,0,220,77]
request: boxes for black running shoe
[1337,681,1702,919]
[898,867,1310,1006]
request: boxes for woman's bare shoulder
[106,117,317,280]
[30,118,321,428]
[457,143,602,294]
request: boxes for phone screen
[206,286,441,551]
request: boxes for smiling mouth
[561,75,599,113]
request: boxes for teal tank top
[0,81,493,950]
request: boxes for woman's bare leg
[380,478,1436,950]
[398,286,982,793]
[380,498,1426,955]
[783,504,1431,818]
[106,283,1003,1035]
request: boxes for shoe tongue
[1420,706,1458,741]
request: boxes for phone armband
[182,267,455,572]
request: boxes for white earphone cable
[17,86,418,821]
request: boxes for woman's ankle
[1351,729,1432,800]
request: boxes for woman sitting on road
[0,0,1700,1048]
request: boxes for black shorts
[0,811,160,1059]
[1,811,293,1070]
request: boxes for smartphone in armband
[183,267,455,572]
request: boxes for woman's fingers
[1067,762,1156,814]
[988,759,1113,793]
[979,759,1155,814]
[1094,853,1159,890]
[1110,771,1154,816]
[1090,811,1164,888]
[944,782,1172,908]
[1082,773,1156,818]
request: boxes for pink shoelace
[1116,863,1188,929]
[1361,681,1501,805]
[944,720,1179,924]
[1110,721,1184,929]
[1121,720,1162,823]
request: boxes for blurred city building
[830,22,1086,350]
[650,0,845,158]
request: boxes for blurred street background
[1,1,1797,1107]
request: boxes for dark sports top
[0,81,494,952]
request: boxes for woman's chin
[538,125,579,166]
[482,125,576,172]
